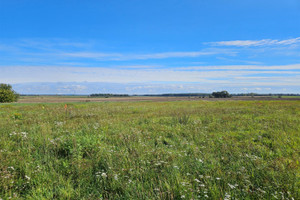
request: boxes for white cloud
[209,37,300,47]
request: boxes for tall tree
[0,83,19,103]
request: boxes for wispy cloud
[208,37,300,47]
[17,39,93,50]
[0,39,235,63]
[176,64,300,70]
[62,50,221,60]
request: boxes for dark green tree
[0,83,19,103]
[211,90,231,98]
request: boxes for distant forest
[140,93,300,97]
[19,93,300,97]
[89,93,129,97]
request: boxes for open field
[18,95,300,103]
[0,100,299,199]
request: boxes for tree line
[89,93,129,97]
[1,83,300,103]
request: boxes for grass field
[0,100,299,199]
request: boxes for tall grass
[0,101,299,199]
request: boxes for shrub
[0,83,19,103]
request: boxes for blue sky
[0,0,300,94]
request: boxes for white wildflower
[9,131,28,139]
[55,121,64,126]
[114,174,118,180]
[224,193,231,200]
[20,132,28,138]
[257,188,266,193]
[9,132,17,136]
[93,123,99,129]
[194,178,201,183]
[101,173,107,178]
[95,172,102,177]
[7,166,14,171]
[228,183,238,189]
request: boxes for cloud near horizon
[208,37,300,47]
[1,64,300,83]
[1,64,300,94]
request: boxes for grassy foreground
[0,101,299,199]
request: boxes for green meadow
[0,100,299,199]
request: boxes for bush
[0,83,19,103]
